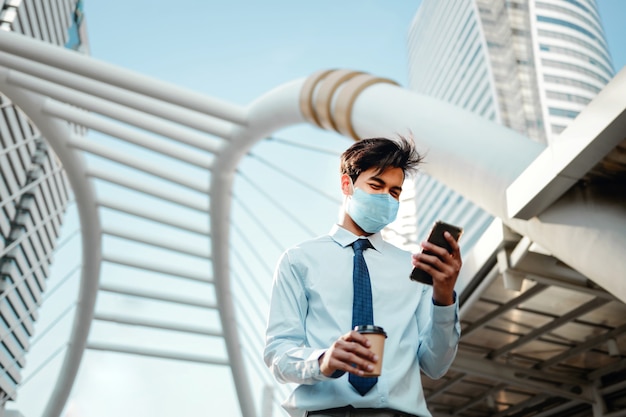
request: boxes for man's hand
[319,330,378,377]
[411,231,462,305]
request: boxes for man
[264,136,462,417]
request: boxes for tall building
[0,0,87,409]
[404,0,614,249]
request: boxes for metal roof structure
[0,28,624,417]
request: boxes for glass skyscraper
[404,0,614,251]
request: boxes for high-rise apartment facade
[404,0,614,250]
[0,0,87,407]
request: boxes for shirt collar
[329,224,385,253]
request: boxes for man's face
[342,166,404,200]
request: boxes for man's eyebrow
[367,176,385,185]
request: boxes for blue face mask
[346,186,399,233]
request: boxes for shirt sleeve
[416,286,461,379]
[263,250,334,385]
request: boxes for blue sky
[16,1,625,417]
[83,0,626,101]
[84,1,423,104]
[597,0,626,72]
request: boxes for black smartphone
[410,220,463,285]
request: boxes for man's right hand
[319,330,378,377]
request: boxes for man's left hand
[411,231,462,305]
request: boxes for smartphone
[410,220,463,285]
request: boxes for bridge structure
[0,29,625,417]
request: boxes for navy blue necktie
[349,238,377,396]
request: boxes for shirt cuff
[311,349,344,381]
[431,291,458,324]
[432,291,457,306]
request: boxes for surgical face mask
[346,183,399,233]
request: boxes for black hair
[340,135,423,183]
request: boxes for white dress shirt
[264,224,461,417]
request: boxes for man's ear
[340,174,352,196]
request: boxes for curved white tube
[348,82,626,303]
[0,69,102,417]
[210,79,306,417]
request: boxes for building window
[65,0,84,51]
[538,29,612,67]
[535,1,603,36]
[544,74,601,94]
[539,43,613,76]
[546,90,591,105]
[537,15,598,42]
[549,107,580,118]
[542,59,610,84]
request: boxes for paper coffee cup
[354,325,387,377]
